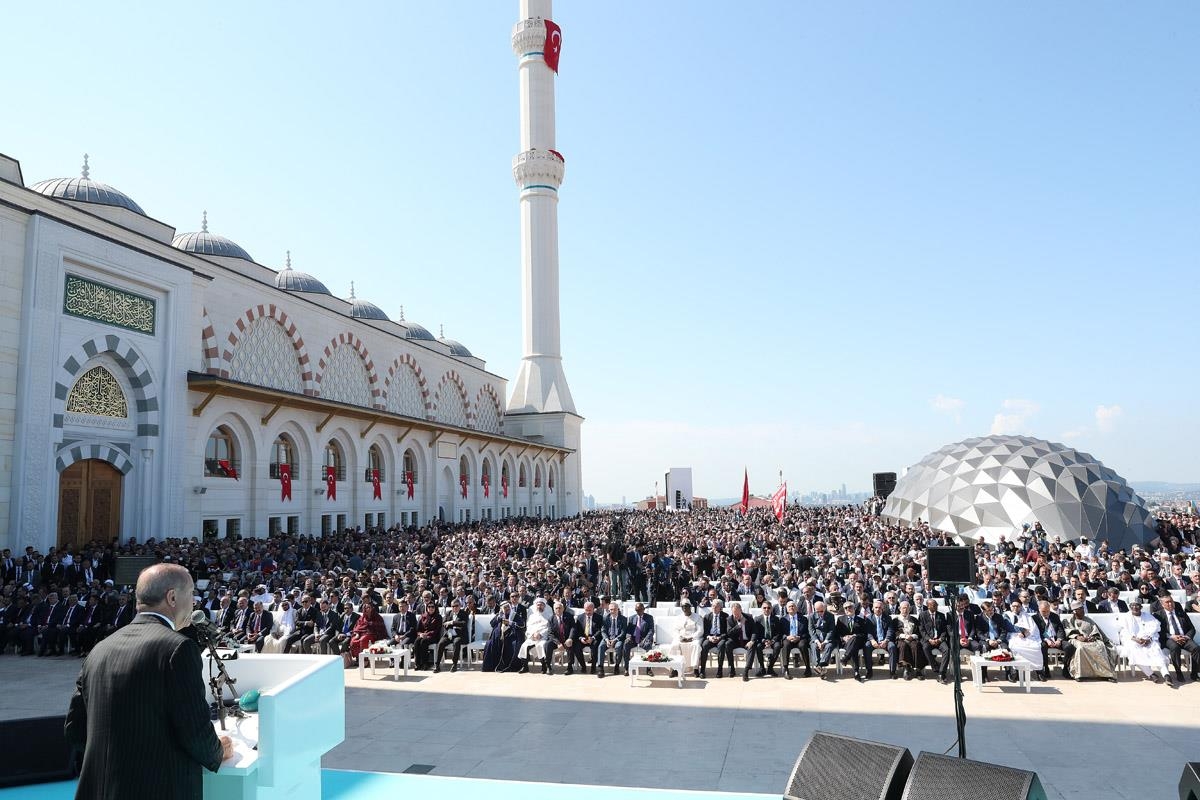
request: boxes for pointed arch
[433,370,470,428]
[53,334,159,437]
[472,384,504,433]
[54,442,133,474]
[383,353,430,419]
[315,333,381,408]
[221,303,314,395]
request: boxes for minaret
[508,0,575,415]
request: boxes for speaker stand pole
[946,590,967,759]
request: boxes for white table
[628,656,685,688]
[358,647,412,680]
[970,655,1035,692]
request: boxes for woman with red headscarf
[347,601,387,664]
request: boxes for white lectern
[201,653,344,800]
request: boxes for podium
[201,653,345,800]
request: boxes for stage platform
[0,771,774,800]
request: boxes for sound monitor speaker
[872,472,898,499]
[901,752,1046,800]
[925,546,976,585]
[1180,761,1200,800]
[112,555,157,586]
[0,716,77,788]
[784,731,913,800]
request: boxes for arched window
[518,463,527,488]
[366,444,385,482]
[459,455,470,483]
[204,426,239,478]
[548,468,555,493]
[325,441,345,481]
[534,464,542,488]
[270,434,297,479]
[403,448,418,484]
[501,462,510,491]
[481,459,491,487]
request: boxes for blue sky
[3,3,1196,503]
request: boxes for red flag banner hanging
[460,474,468,499]
[502,474,509,499]
[740,469,749,515]
[543,19,561,73]
[405,471,414,500]
[771,482,787,522]
[326,466,337,501]
[372,468,382,500]
[279,463,292,502]
[483,474,490,498]
[219,459,238,481]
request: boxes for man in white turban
[518,598,551,673]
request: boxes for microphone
[191,610,222,639]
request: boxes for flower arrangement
[367,640,392,655]
[643,649,670,663]
[983,649,1013,662]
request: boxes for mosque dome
[882,435,1155,550]
[274,251,330,295]
[438,329,473,358]
[171,212,253,261]
[397,307,435,341]
[30,154,145,215]
[346,282,389,321]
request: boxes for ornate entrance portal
[58,459,123,550]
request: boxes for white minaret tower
[509,0,575,415]
[505,0,583,518]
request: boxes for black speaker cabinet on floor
[901,752,1046,800]
[872,472,898,499]
[1180,761,1200,800]
[925,546,976,586]
[785,732,913,800]
[0,715,77,788]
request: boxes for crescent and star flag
[543,19,562,73]
[740,469,749,515]
[502,474,509,499]
[326,466,337,501]
[279,463,292,502]
[460,475,468,499]
[771,482,787,522]
[483,474,490,498]
[405,471,414,499]
[372,468,382,500]
[219,459,238,481]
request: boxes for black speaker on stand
[901,752,1047,800]
[0,715,78,788]
[924,546,976,759]
[784,732,913,800]
[872,472,897,499]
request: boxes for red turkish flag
[483,474,490,498]
[502,474,509,499]
[771,482,787,522]
[219,459,238,481]
[543,19,561,73]
[460,474,468,499]
[406,471,414,499]
[740,469,749,516]
[372,468,382,500]
[279,463,292,501]
[326,466,337,501]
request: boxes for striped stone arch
[220,304,315,395]
[52,335,160,437]
[433,370,471,426]
[200,307,219,374]
[472,383,504,432]
[314,332,382,407]
[383,353,432,419]
[55,442,134,475]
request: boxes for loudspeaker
[112,555,157,586]
[901,752,1046,800]
[872,472,897,499]
[0,716,77,788]
[1180,761,1200,800]
[785,732,913,800]
[925,547,976,585]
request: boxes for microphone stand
[196,624,244,731]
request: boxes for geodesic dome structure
[882,435,1155,550]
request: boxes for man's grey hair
[136,564,192,608]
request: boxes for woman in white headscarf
[669,600,703,677]
[1003,600,1044,673]
[1119,600,1169,682]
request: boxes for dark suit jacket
[918,610,949,644]
[1033,612,1065,642]
[835,614,869,643]
[864,613,894,645]
[758,614,785,643]
[1156,607,1196,646]
[391,611,418,643]
[973,612,1009,646]
[809,611,836,643]
[625,612,655,648]
[702,610,730,639]
[575,611,603,642]
[1099,599,1129,614]
[65,615,223,800]
[246,610,272,638]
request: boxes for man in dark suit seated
[1033,600,1066,681]
[864,599,896,679]
[809,601,837,679]
[623,602,655,676]
[918,597,951,683]
[323,600,358,655]
[245,601,273,653]
[1098,587,1129,615]
[28,591,67,656]
[75,595,110,657]
[390,599,418,650]
[436,599,469,673]
[56,594,85,656]
[836,601,870,682]
[973,598,1009,682]
[302,599,336,654]
[2,597,31,655]
[572,601,602,675]
[777,600,812,679]
[699,599,731,679]
[1156,595,1199,684]
[747,601,782,679]
[65,563,232,799]
[596,601,626,679]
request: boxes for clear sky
[3,3,1196,503]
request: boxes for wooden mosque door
[58,460,123,551]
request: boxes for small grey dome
[31,155,145,215]
[274,251,330,295]
[172,213,252,261]
[403,322,436,341]
[439,336,473,358]
[350,298,389,321]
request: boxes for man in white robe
[1004,601,1044,673]
[669,600,703,675]
[1120,600,1169,683]
[519,599,552,669]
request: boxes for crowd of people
[2,502,1198,686]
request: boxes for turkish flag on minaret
[544,19,562,73]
